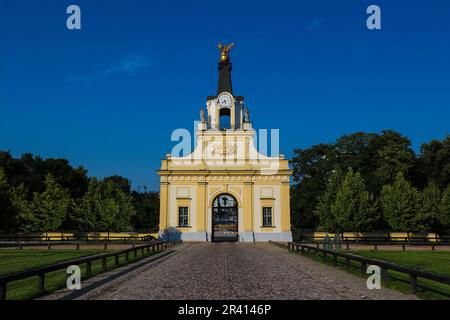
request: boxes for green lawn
[349,250,450,276]
[0,248,155,300]
[0,250,106,275]
[349,250,450,300]
[292,248,450,300]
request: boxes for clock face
[218,94,232,107]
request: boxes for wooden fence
[295,233,450,244]
[0,233,155,242]
[270,241,450,295]
[0,241,176,300]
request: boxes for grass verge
[290,247,450,300]
[0,248,157,300]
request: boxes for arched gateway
[212,193,238,242]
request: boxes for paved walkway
[89,243,415,300]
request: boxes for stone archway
[212,193,238,242]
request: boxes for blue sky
[0,0,449,191]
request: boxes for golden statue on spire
[218,42,234,63]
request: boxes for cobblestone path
[91,243,415,300]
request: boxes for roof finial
[218,42,234,63]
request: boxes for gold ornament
[217,42,234,63]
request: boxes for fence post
[374,244,378,251]
[361,262,367,275]
[0,283,6,300]
[102,258,107,272]
[410,275,418,294]
[38,274,45,292]
[47,243,51,250]
[432,245,435,251]
[104,243,108,250]
[346,242,349,250]
[86,262,92,277]
[345,257,350,270]
[125,251,129,263]
[115,254,119,267]
[134,249,137,259]
[147,246,150,254]
[382,268,389,283]
[76,243,80,250]
[402,243,406,251]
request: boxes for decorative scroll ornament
[211,143,237,156]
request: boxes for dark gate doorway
[212,193,238,242]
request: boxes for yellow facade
[157,45,293,242]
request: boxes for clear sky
[1,0,449,191]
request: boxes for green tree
[290,144,337,229]
[72,178,135,232]
[440,185,450,233]
[71,178,102,231]
[131,191,159,231]
[335,132,376,174]
[418,183,442,233]
[111,182,135,231]
[104,175,131,194]
[417,136,450,189]
[0,151,89,200]
[368,130,417,192]
[16,174,71,232]
[315,168,344,232]
[381,172,423,232]
[0,168,17,231]
[331,169,378,233]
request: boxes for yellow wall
[301,232,440,242]
[28,232,158,241]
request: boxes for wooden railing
[0,241,176,300]
[295,234,450,244]
[0,234,155,242]
[294,241,448,251]
[270,241,450,295]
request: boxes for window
[219,108,231,130]
[262,207,272,227]
[178,207,189,227]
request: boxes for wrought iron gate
[212,194,238,242]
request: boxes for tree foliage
[417,136,450,189]
[131,191,159,231]
[418,183,442,233]
[0,168,17,232]
[331,169,378,233]
[381,172,423,232]
[315,168,344,232]
[0,152,156,232]
[291,131,448,232]
[0,151,88,199]
[440,185,450,232]
[15,174,71,232]
[72,178,135,232]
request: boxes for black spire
[216,42,235,95]
[217,61,232,95]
